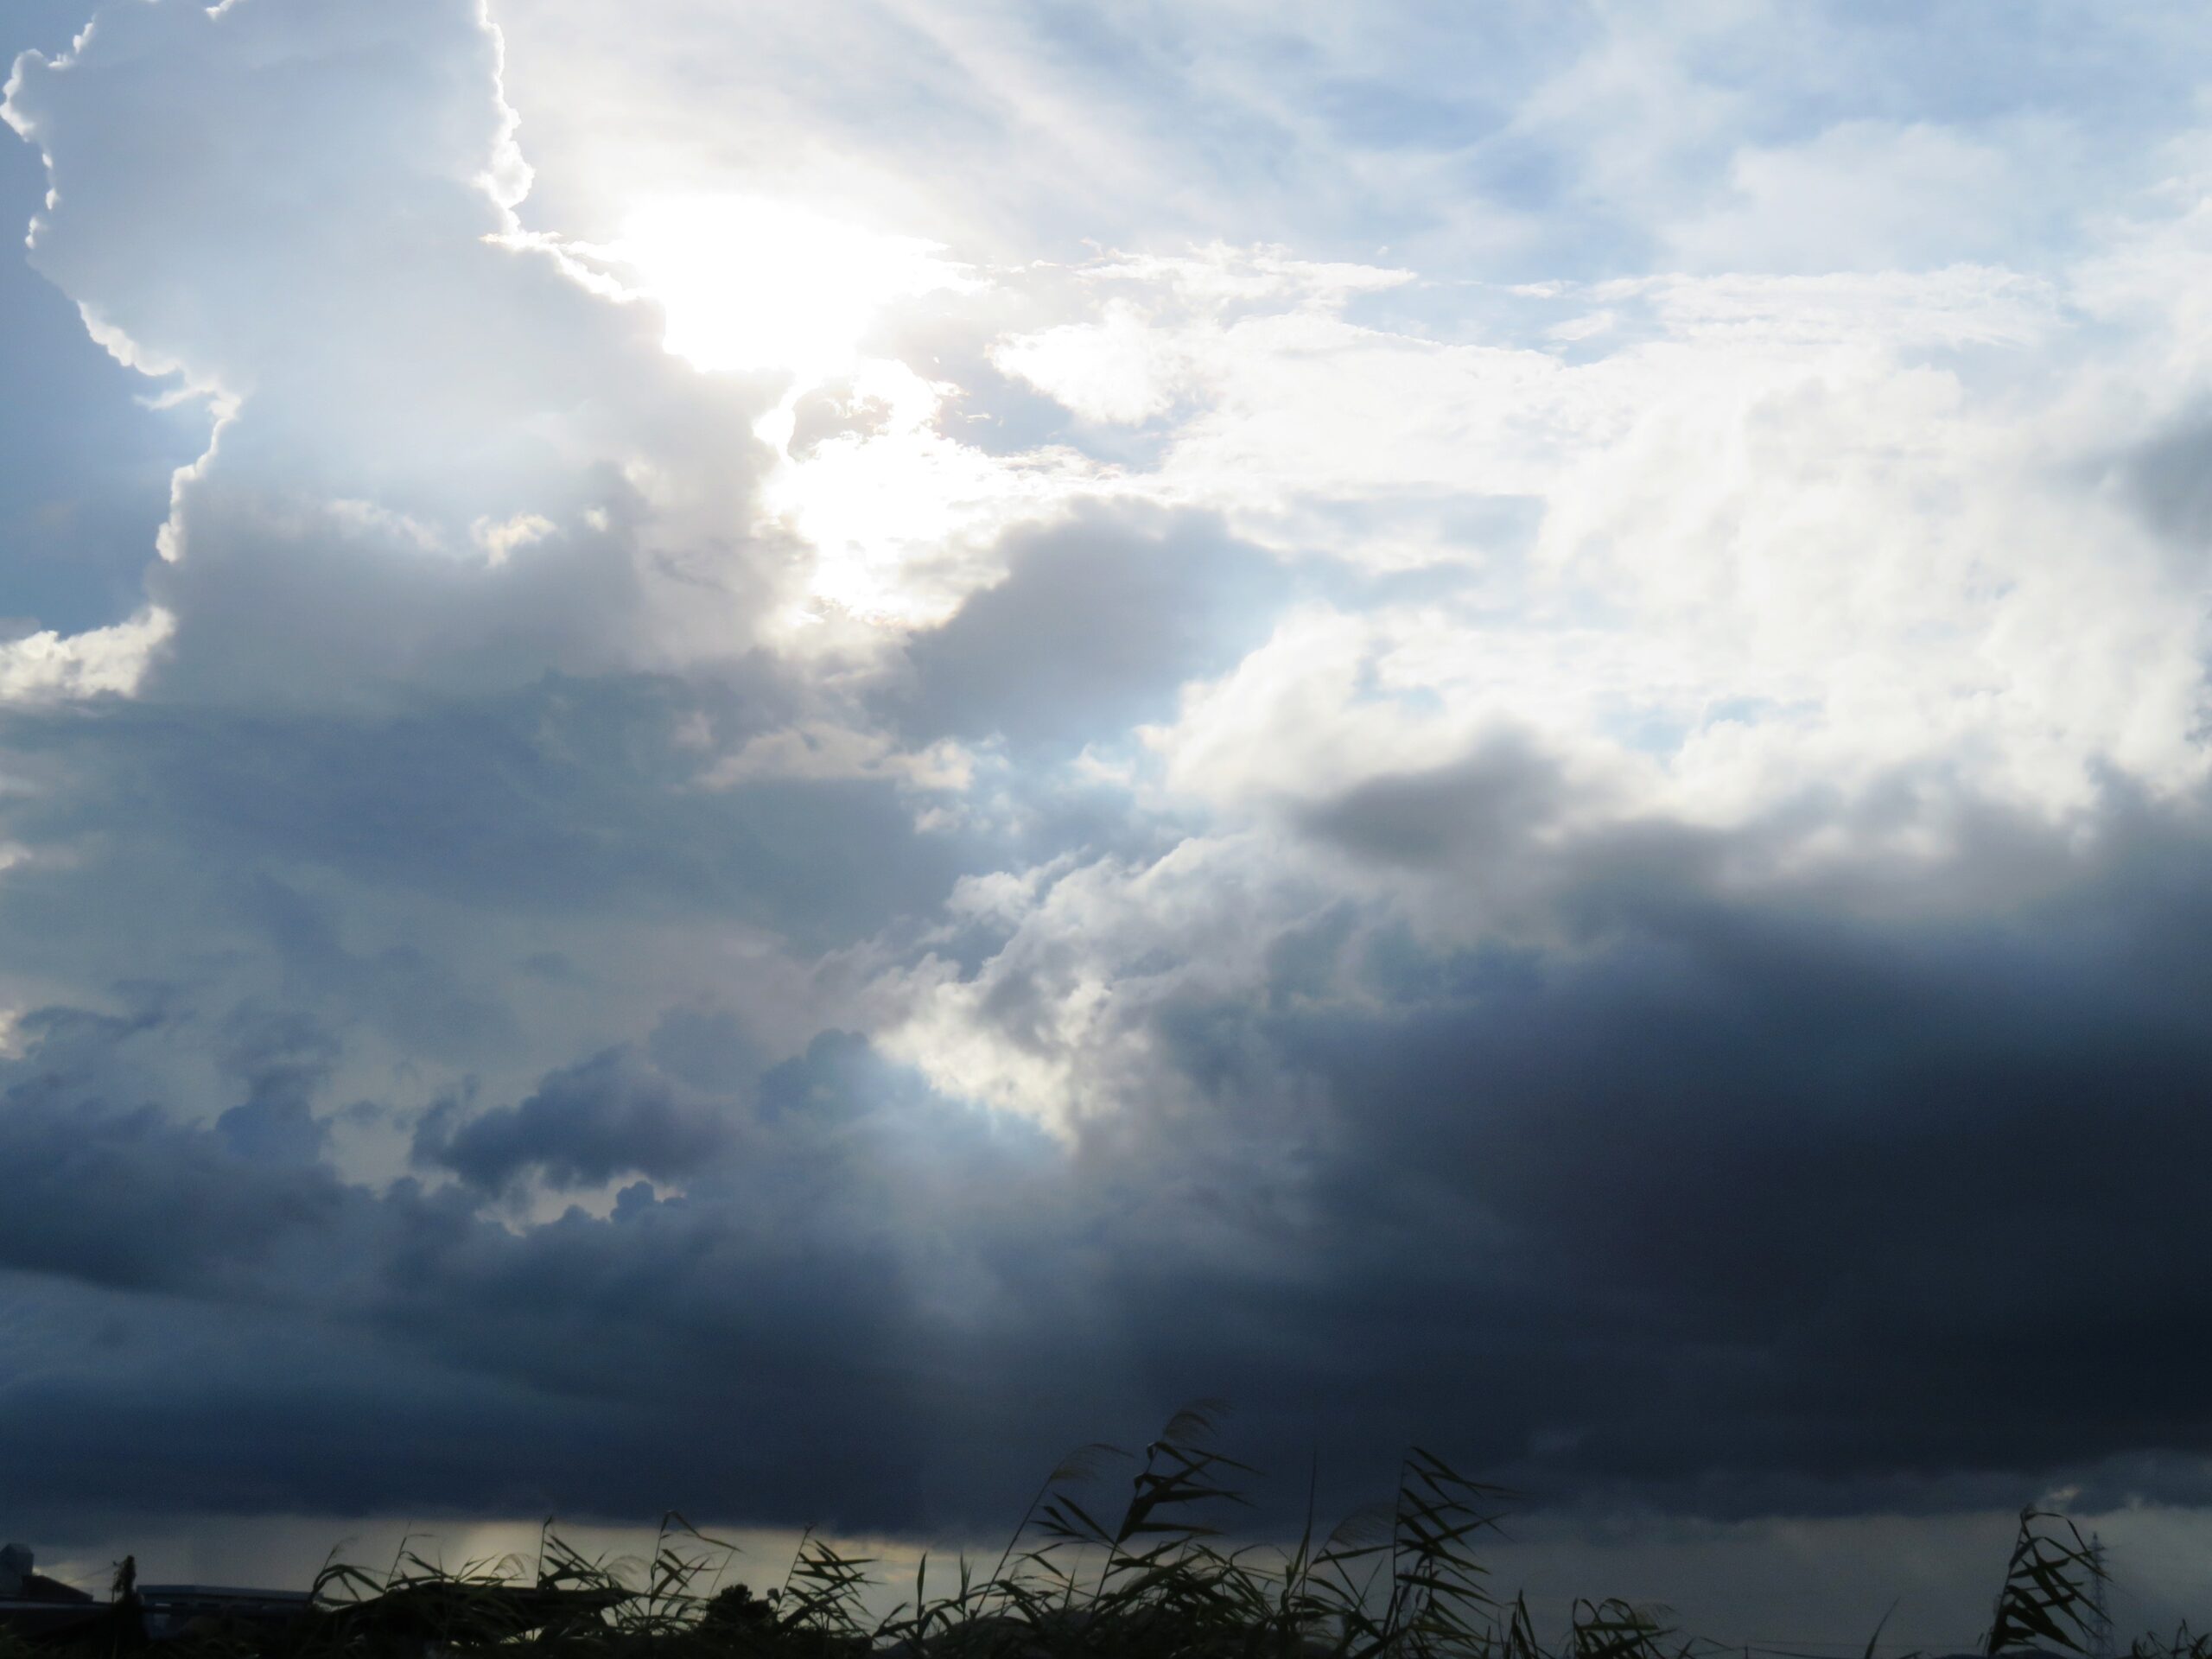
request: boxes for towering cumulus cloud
[4,0,2212,1620]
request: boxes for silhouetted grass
[5,1408,2190,1659]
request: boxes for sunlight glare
[609,195,972,382]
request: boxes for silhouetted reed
[0,1407,2169,1659]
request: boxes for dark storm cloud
[10,786,2212,1537]
[0,1077,347,1294]
[0,1276,645,1523]
[0,1029,1071,1529]
[413,1046,733,1192]
[213,1007,342,1165]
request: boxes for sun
[607,194,972,384]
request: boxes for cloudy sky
[7,0,2212,1638]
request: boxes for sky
[6,0,2212,1642]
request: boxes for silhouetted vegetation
[3,1406,2193,1659]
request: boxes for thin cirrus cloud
[3,0,2212,1624]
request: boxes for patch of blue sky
[0,118,199,636]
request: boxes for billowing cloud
[12,797,2212,1547]
[891,504,1291,751]
[0,606,170,702]
[413,1046,734,1193]
[5,0,2212,1612]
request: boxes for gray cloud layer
[8,785,2212,1538]
[6,0,2212,1560]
